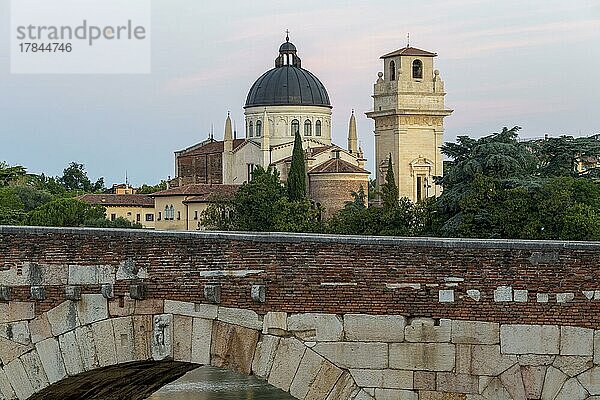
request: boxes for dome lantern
[275,32,301,68]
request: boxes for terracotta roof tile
[180,139,246,157]
[381,46,437,58]
[152,184,240,198]
[308,158,369,174]
[78,194,154,207]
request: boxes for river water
[147,366,296,400]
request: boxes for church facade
[170,35,369,219]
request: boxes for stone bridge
[1,226,600,400]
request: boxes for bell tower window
[291,119,300,136]
[390,60,396,81]
[256,120,262,137]
[412,59,423,79]
[248,121,253,137]
[304,119,312,136]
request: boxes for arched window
[256,120,262,137]
[291,119,300,136]
[304,119,312,136]
[170,205,175,220]
[390,60,396,81]
[412,59,423,79]
[315,120,322,136]
[249,121,253,137]
[164,205,169,219]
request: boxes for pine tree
[381,156,399,209]
[287,131,306,201]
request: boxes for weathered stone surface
[436,373,478,394]
[108,297,135,317]
[134,299,163,315]
[418,392,467,400]
[540,366,568,400]
[595,330,600,365]
[4,302,35,323]
[499,364,526,400]
[0,367,16,400]
[152,314,173,361]
[288,313,343,341]
[389,343,455,371]
[211,321,259,375]
[46,301,78,336]
[305,360,343,400]
[494,286,512,302]
[353,389,375,400]
[77,294,108,326]
[414,371,436,390]
[64,285,81,301]
[68,265,114,285]
[521,365,546,399]
[91,319,117,367]
[456,344,472,374]
[578,366,600,395]
[172,315,193,362]
[0,337,32,365]
[29,314,52,344]
[374,388,418,400]
[314,342,388,369]
[405,318,451,343]
[514,289,528,302]
[344,314,405,342]
[517,354,555,366]
[500,324,560,354]
[252,335,280,379]
[290,349,324,399]
[262,311,287,335]
[0,321,30,346]
[132,315,153,361]
[4,358,34,400]
[164,300,218,320]
[112,316,135,364]
[268,337,306,392]
[560,326,593,356]
[191,318,212,365]
[20,350,49,392]
[350,369,413,390]
[451,320,499,345]
[471,345,517,376]
[325,372,359,400]
[74,325,98,371]
[58,331,84,376]
[481,377,510,400]
[36,337,67,384]
[217,307,262,330]
[553,355,593,376]
[554,377,588,400]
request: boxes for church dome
[245,36,331,108]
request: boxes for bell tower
[366,44,452,203]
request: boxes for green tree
[59,162,105,192]
[0,162,27,186]
[27,198,106,227]
[287,131,306,201]
[380,156,399,209]
[273,198,323,233]
[138,180,168,194]
[84,216,143,229]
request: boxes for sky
[1,0,599,186]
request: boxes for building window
[194,210,198,220]
[164,205,169,220]
[136,214,141,222]
[249,121,253,137]
[291,119,299,136]
[390,60,396,81]
[247,163,255,182]
[412,59,423,79]
[256,120,262,137]
[110,213,116,221]
[177,211,181,220]
[304,119,312,136]
[158,212,161,221]
[146,213,154,221]
[170,205,175,220]
[315,120,322,136]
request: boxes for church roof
[152,184,240,198]
[78,194,154,207]
[178,139,246,156]
[308,158,369,175]
[380,46,437,58]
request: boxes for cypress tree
[287,131,306,201]
[381,156,399,209]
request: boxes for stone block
[36,337,67,384]
[134,299,164,315]
[112,317,135,364]
[92,319,117,367]
[101,283,114,299]
[553,355,593,376]
[455,344,471,374]
[4,358,34,400]
[0,367,16,400]
[514,289,528,302]
[373,389,418,400]
[69,265,101,285]
[596,330,600,364]
[262,311,287,335]
[540,366,568,400]
[578,366,600,395]
[211,321,259,375]
[0,337,31,365]
[0,321,31,345]
[20,350,49,392]
[554,377,587,400]
[344,314,405,342]
[451,320,499,345]
[389,343,455,371]
[108,297,135,317]
[132,315,153,361]
[494,286,512,302]
[471,345,517,376]
[350,369,413,389]
[439,289,455,302]
[64,286,81,301]
[172,315,193,363]
[405,318,451,343]
[325,372,359,400]
[560,326,593,356]
[517,354,555,366]
[5,302,34,323]
[204,284,221,304]
[151,314,173,361]
[191,318,212,365]
[537,293,549,303]
[466,289,480,302]
[268,337,306,392]
[74,325,98,371]
[304,360,343,400]
[58,331,84,376]
[521,365,546,399]
[217,307,261,330]
[499,364,526,400]
[290,349,324,399]
[129,283,147,300]
[30,286,46,300]
[481,377,511,400]
[556,292,575,303]
[353,390,375,400]
[46,301,79,336]
[436,373,478,394]
[77,294,108,326]
[252,335,280,379]
[164,300,218,320]
[500,324,559,354]
[414,371,436,390]
[313,342,388,369]
[288,313,343,341]
[251,285,266,303]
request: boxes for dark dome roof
[245,66,331,108]
[279,41,296,52]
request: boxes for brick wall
[1,226,599,328]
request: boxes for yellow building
[79,194,155,228]
[151,184,239,231]
[367,45,453,203]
